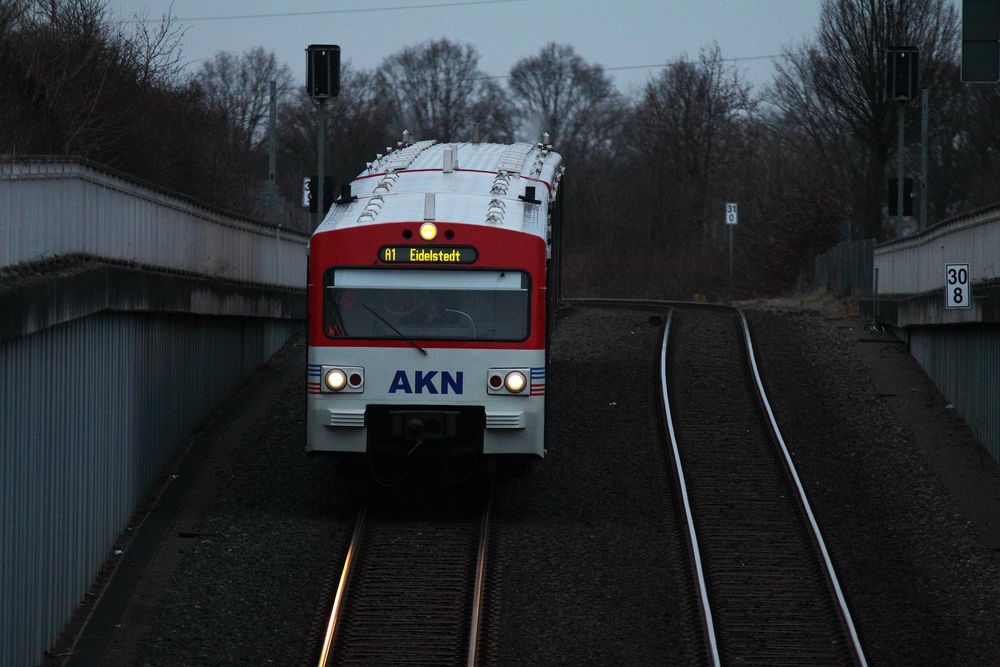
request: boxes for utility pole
[268,80,277,227]
[897,103,905,233]
[268,79,279,283]
[316,98,326,229]
[920,88,929,231]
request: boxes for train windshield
[324,268,530,341]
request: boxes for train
[306,138,564,483]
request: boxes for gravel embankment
[493,306,703,665]
[79,305,999,666]
[119,347,359,666]
[747,310,1000,666]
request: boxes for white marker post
[945,263,971,309]
[726,203,738,302]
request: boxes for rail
[317,507,367,667]
[737,309,867,666]
[660,309,721,667]
[317,501,493,666]
[564,298,867,665]
[467,498,492,667]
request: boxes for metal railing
[1,157,308,288]
[812,239,874,298]
[875,203,1000,295]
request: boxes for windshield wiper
[362,304,427,355]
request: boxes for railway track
[664,306,866,666]
[566,298,866,665]
[315,498,494,666]
[310,300,866,665]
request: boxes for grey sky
[112,0,825,94]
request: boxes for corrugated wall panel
[908,326,1000,463]
[0,313,299,667]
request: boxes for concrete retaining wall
[0,157,309,666]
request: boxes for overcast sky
[111,0,828,95]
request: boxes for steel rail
[735,310,868,667]
[660,309,721,667]
[317,507,367,667]
[563,297,867,665]
[466,498,493,667]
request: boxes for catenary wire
[126,0,529,23]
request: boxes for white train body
[306,141,563,466]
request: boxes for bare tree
[508,43,621,154]
[124,7,186,88]
[468,78,515,143]
[769,0,960,239]
[626,45,754,245]
[1,0,175,158]
[276,64,394,229]
[946,85,1000,211]
[0,0,26,32]
[375,38,510,142]
[195,47,294,151]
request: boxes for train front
[306,141,562,482]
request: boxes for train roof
[313,140,564,241]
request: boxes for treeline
[3,0,999,298]
[0,1,226,205]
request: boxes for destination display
[379,245,478,264]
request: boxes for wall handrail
[1,157,308,289]
[0,155,310,240]
[876,201,1000,253]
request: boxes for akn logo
[389,370,464,395]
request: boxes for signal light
[306,44,340,100]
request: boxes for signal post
[306,44,340,229]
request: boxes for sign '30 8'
[945,263,971,309]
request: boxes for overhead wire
[122,0,783,81]
[476,54,784,81]
[126,0,529,24]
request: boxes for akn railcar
[307,139,564,483]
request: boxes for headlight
[504,371,526,393]
[487,368,532,395]
[325,368,347,391]
[419,222,438,241]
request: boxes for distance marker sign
[945,263,972,309]
[725,202,738,225]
